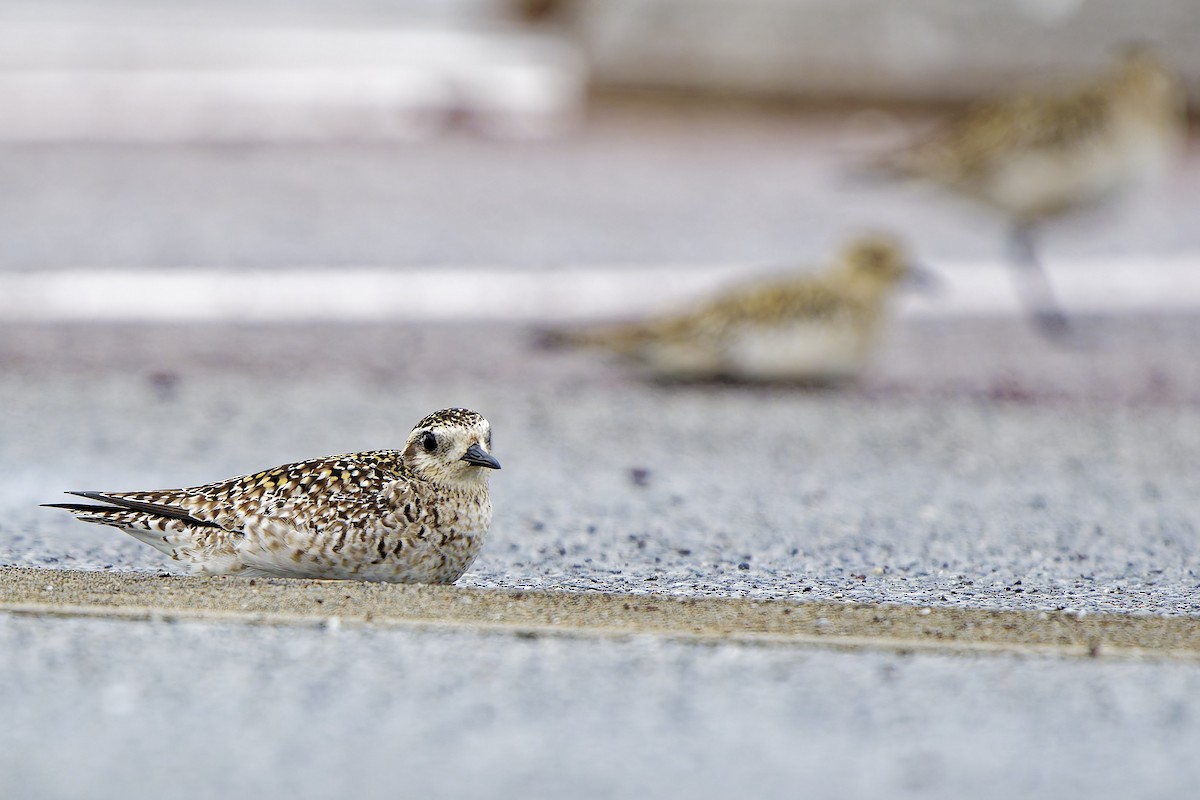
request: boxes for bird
[869,45,1187,337]
[540,234,925,383]
[43,408,501,583]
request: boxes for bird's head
[839,233,909,285]
[836,234,936,300]
[1111,44,1185,119]
[403,408,500,488]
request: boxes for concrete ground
[2,101,1200,798]
[3,317,1200,613]
[2,314,1200,799]
[5,610,1200,800]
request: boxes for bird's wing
[701,276,849,326]
[879,89,1110,182]
[47,450,410,535]
[537,275,850,355]
[232,464,424,579]
[185,450,410,532]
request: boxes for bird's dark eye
[421,432,438,453]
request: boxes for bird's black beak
[461,443,501,469]
[904,264,941,293]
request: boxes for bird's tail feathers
[42,491,222,529]
[532,322,652,354]
[842,145,930,187]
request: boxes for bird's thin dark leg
[1007,221,1070,338]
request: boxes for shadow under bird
[541,234,930,384]
[869,46,1186,337]
[43,408,500,583]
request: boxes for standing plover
[44,408,500,583]
[871,46,1186,336]
[542,234,924,383]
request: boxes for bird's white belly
[987,129,1175,218]
[635,340,726,379]
[722,320,872,382]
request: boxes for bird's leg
[1007,221,1070,339]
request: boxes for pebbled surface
[4,315,1200,800]
[4,316,1200,615]
[3,101,1200,800]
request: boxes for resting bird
[541,234,925,383]
[44,408,500,583]
[870,45,1187,336]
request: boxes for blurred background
[0,0,1195,301]
[5,5,1200,798]
[3,0,1199,594]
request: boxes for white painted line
[0,267,740,323]
[897,255,1200,317]
[0,258,1197,323]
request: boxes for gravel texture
[2,102,1199,800]
[3,317,1199,616]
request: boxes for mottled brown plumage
[544,234,917,382]
[871,46,1186,337]
[875,46,1186,221]
[44,408,500,583]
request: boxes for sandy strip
[3,566,1198,660]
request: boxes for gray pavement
[5,320,1200,800]
[3,102,1200,799]
[5,611,1200,800]
[0,101,1196,271]
[4,317,1200,615]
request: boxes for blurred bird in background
[540,234,930,384]
[868,45,1187,338]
